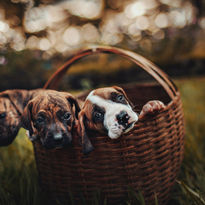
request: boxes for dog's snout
[47,132,64,143]
[54,133,63,140]
[54,137,63,145]
[116,111,130,126]
[44,130,72,149]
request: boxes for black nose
[44,132,64,149]
[47,132,64,143]
[116,111,130,126]
[54,137,63,144]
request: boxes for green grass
[0,129,44,205]
[170,77,205,205]
[0,76,205,204]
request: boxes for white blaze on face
[86,91,138,139]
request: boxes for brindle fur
[0,89,39,146]
[22,90,80,149]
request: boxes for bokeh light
[0,0,203,58]
[63,27,82,46]
[199,17,205,29]
[125,2,146,19]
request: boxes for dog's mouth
[105,111,138,139]
[54,137,72,149]
[115,110,138,132]
[41,134,72,149]
[107,121,135,139]
[42,140,66,149]
[123,121,136,133]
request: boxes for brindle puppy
[0,89,37,146]
[22,90,80,149]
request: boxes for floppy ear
[77,110,94,154]
[67,95,81,119]
[113,86,134,108]
[0,90,27,115]
[22,101,34,137]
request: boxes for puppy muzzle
[105,109,138,139]
[116,110,130,128]
[42,131,72,149]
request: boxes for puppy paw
[139,100,165,119]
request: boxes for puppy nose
[54,137,63,145]
[53,133,63,143]
[116,111,130,125]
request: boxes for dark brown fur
[0,89,39,146]
[22,90,80,149]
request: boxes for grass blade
[177,180,205,205]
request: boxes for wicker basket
[34,46,185,204]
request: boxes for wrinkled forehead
[91,87,120,99]
[85,88,130,111]
[33,94,70,113]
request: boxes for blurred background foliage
[0,0,204,90]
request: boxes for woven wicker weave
[33,46,185,204]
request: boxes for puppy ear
[67,95,81,119]
[22,101,34,137]
[77,110,94,154]
[113,86,134,107]
[0,90,27,115]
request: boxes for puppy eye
[94,112,104,120]
[0,112,6,119]
[63,112,71,121]
[36,116,45,124]
[117,95,125,102]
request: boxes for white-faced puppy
[22,90,80,149]
[78,86,166,154]
[0,89,37,146]
[77,86,139,154]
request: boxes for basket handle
[44,46,177,100]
